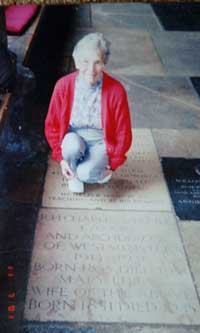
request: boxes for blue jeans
[61,127,109,184]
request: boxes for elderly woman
[45,33,132,193]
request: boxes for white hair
[72,32,111,69]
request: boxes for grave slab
[180,222,200,296]
[162,158,200,220]
[152,32,200,76]
[42,129,171,211]
[98,29,165,76]
[182,129,200,158]
[152,129,190,158]
[92,13,161,32]
[91,3,153,15]
[153,129,200,159]
[123,326,200,333]
[24,208,200,324]
[114,74,200,129]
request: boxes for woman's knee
[77,162,105,183]
[76,163,90,182]
[61,132,85,160]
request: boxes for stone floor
[0,3,200,333]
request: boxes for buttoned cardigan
[45,70,132,171]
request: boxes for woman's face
[79,47,105,85]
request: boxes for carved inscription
[24,209,200,324]
[175,178,200,205]
[42,130,171,211]
[162,158,200,220]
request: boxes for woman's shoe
[68,178,84,193]
[97,172,113,184]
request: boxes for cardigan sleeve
[109,89,132,170]
[44,80,63,163]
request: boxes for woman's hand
[104,169,113,177]
[60,160,75,180]
[106,165,113,171]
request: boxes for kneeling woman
[45,33,132,193]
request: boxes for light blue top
[70,74,103,128]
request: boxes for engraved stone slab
[42,129,171,211]
[180,222,200,296]
[24,209,200,324]
[162,158,200,220]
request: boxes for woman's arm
[109,89,132,170]
[44,81,63,162]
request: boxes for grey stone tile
[8,33,33,63]
[91,3,153,15]
[92,12,162,32]
[182,129,200,158]
[122,76,200,108]
[179,222,200,296]
[152,129,200,158]
[152,129,189,158]
[7,35,18,47]
[100,29,165,75]
[123,326,200,333]
[152,32,200,76]
[114,74,200,129]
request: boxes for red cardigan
[45,70,132,171]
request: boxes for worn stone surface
[152,129,189,158]
[42,129,171,211]
[20,323,200,333]
[96,29,165,76]
[8,33,34,63]
[92,12,161,32]
[182,129,200,158]
[114,75,200,129]
[180,222,200,296]
[24,208,200,324]
[152,32,200,76]
[91,3,154,15]
[153,129,200,158]
[123,326,200,333]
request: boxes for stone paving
[1,3,200,333]
[22,3,200,333]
